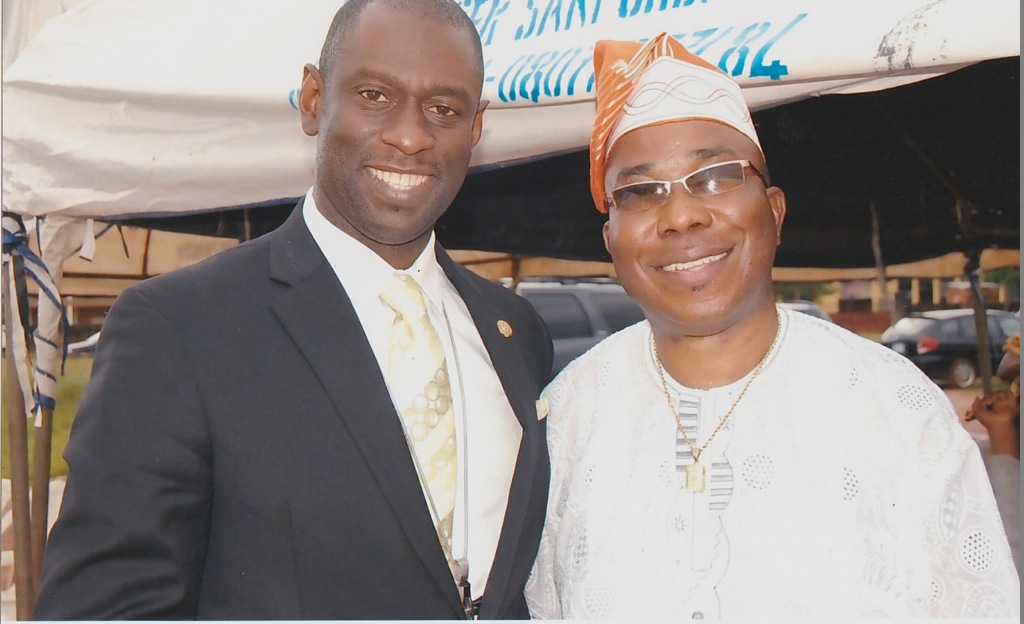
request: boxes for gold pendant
[686,462,706,492]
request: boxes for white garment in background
[526,307,1019,619]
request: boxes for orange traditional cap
[590,32,762,213]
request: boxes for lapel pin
[497,320,513,338]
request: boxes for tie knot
[380,272,429,320]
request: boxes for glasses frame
[607,158,768,212]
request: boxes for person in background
[525,32,1019,619]
[967,333,1020,570]
[34,0,552,619]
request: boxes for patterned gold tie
[380,272,457,564]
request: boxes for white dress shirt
[303,191,522,598]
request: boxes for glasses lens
[610,182,669,212]
[686,161,745,196]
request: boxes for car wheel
[948,358,977,388]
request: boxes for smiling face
[602,119,786,338]
[299,3,486,268]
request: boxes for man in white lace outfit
[524,32,1020,620]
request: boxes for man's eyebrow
[611,146,741,184]
[691,147,735,160]
[614,163,655,183]
[352,69,473,99]
[348,68,397,85]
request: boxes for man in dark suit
[33,0,552,619]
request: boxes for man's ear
[470,99,489,146]
[602,220,611,253]
[767,186,787,245]
[299,64,323,137]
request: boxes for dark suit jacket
[34,206,553,620]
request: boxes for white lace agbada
[526,307,1019,619]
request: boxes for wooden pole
[30,405,53,592]
[869,201,893,320]
[3,264,36,619]
[965,252,994,394]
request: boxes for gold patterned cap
[590,32,762,213]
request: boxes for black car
[517,279,646,379]
[880,308,1020,388]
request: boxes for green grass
[1,354,93,479]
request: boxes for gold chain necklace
[651,312,781,493]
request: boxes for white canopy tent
[3,0,1019,220]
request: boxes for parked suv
[517,279,645,379]
[880,308,1020,388]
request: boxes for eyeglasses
[607,159,767,213]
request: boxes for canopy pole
[869,200,893,319]
[30,405,53,591]
[509,256,523,290]
[3,264,36,619]
[964,251,994,394]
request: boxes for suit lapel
[437,247,544,618]
[266,209,464,614]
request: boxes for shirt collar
[301,188,446,311]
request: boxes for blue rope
[3,212,70,410]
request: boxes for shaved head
[318,0,484,83]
